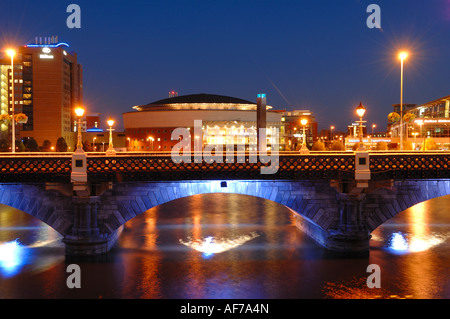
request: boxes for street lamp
[74,107,85,153]
[399,51,408,150]
[417,120,424,151]
[6,49,15,153]
[300,118,309,154]
[147,136,154,151]
[93,137,96,151]
[330,126,334,141]
[106,118,116,155]
[356,102,366,151]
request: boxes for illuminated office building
[15,36,83,147]
[389,95,450,148]
[0,57,23,142]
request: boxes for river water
[0,193,449,299]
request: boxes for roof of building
[143,93,256,107]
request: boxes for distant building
[389,95,450,149]
[86,113,102,132]
[123,93,283,151]
[280,110,318,151]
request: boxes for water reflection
[0,205,64,279]
[179,232,260,257]
[372,196,450,254]
[0,194,449,299]
[0,240,25,277]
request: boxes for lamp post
[147,136,154,151]
[356,102,366,151]
[399,51,408,150]
[6,49,15,153]
[372,124,376,149]
[330,126,334,141]
[417,120,424,151]
[300,118,309,154]
[106,118,116,155]
[93,137,96,151]
[74,107,85,153]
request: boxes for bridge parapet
[0,151,448,183]
[369,152,450,180]
[85,152,355,181]
[0,153,71,182]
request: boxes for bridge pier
[293,192,371,254]
[62,196,110,256]
[326,193,371,253]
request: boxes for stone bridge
[0,151,449,256]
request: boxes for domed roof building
[123,93,283,151]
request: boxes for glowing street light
[74,107,85,153]
[147,136,154,151]
[356,102,366,151]
[399,51,408,150]
[330,126,335,141]
[300,118,309,154]
[6,49,16,153]
[106,118,116,155]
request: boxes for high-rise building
[0,56,23,144]
[16,36,83,148]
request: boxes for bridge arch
[0,183,73,236]
[97,180,341,236]
[362,180,450,232]
[98,179,450,247]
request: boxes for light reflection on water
[0,194,449,299]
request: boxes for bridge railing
[369,152,450,180]
[0,151,448,183]
[85,152,356,181]
[0,153,72,182]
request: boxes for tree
[352,142,364,151]
[26,138,38,152]
[330,141,345,151]
[402,140,413,150]
[0,139,9,152]
[375,141,388,150]
[422,138,439,151]
[56,137,68,152]
[311,141,326,151]
[83,140,92,152]
[16,140,25,152]
[42,140,52,152]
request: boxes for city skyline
[1,1,449,132]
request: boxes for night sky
[1,0,449,132]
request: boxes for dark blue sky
[1,0,449,131]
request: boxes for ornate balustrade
[370,152,450,180]
[0,151,448,183]
[85,152,355,181]
[0,154,72,182]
